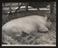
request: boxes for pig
[2,15,51,36]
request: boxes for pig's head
[38,15,52,32]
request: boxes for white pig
[2,15,51,36]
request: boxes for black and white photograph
[2,2,56,46]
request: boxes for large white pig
[2,15,51,36]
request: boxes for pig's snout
[38,26,49,33]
